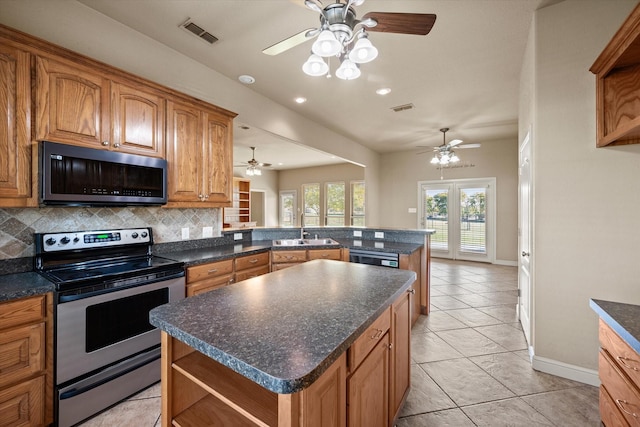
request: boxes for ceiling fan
[418,128,481,165]
[234,147,272,176]
[263,0,436,80]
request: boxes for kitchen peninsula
[150,260,416,426]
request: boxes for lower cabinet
[0,294,53,426]
[272,248,344,271]
[186,252,270,296]
[598,319,640,427]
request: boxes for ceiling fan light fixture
[349,36,378,63]
[430,155,439,164]
[312,30,342,57]
[336,58,361,80]
[450,153,460,163]
[302,54,329,76]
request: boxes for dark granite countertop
[590,299,640,354]
[161,241,272,267]
[150,259,416,394]
[0,272,54,303]
[334,239,422,255]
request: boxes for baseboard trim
[494,259,517,266]
[532,355,600,387]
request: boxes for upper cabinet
[0,40,36,207]
[36,57,165,157]
[166,100,234,207]
[590,3,640,147]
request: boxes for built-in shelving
[223,178,251,228]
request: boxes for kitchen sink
[272,238,340,246]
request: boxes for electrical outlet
[234,233,243,241]
[354,240,362,246]
[353,230,362,237]
[408,207,417,213]
[375,242,385,249]
[374,231,384,239]
[202,226,213,238]
[181,227,189,240]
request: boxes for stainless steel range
[35,227,185,427]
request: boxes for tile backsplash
[0,207,221,260]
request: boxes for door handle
[522,251,530,257]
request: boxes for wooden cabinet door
[302,353,346,427]
[347,334,389,427]
[389,292,411,425]
[202,110,232,204]
[166,100,203,203]
[111,82,165,157]
[0,43,33,205]
[36,56,109,148]
[0,375,44,426]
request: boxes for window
[279,190,297,227]
[351,181,365,226]
[302,184,320,226]
[325,182,345,226]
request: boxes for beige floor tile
[477,305,519,323]
[431,295,471,310]
[397,408,476,427]
[411,331,464,363]
[473,323,528,351]
[421,358,515,406]
[400,364,456,416]
[78,396,160,426]
[435,328,507,357]
[422,310,468,332]
[445,307,503,327]
[461,397,554,426]
[520,386,600,427]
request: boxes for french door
[419,178,495,262]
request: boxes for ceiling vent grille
[391,103,415,112]
[180,19,219,45]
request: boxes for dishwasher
[349,249,399,268]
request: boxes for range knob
[45,237,56,246]
[131,232,139,239]
[60,236,70,245]
[73,237,80,243]
[141,231,148,238]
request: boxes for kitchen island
[150,259,416,426]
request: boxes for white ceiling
[78,0,561,170]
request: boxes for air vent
[180,19,219,45]
[391,103,415,112]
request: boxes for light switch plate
[202,226,213,238]
[374,231,384,239]
[408,207,417,213]
[375,242,384,248]
[234,233,243,241]
[353,230,362,237]
[181,227,189,240]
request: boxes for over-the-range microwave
[40,141,168,206]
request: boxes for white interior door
[419,178,495,263]
[518,131,532,346]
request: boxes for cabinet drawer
[599,350,640,427]
[271,263,301,271]
[600,385,630,427]
[187,259,234,283]
[0,323,45,388]
[187,274,234,297]
[235,265,270,282]
[600,320,640,388]
[272,250,307,263]
[0,296,45,330]
[235,252,269,271]
[348,308,391,372]
[0,375,44,426]
[308,249,342,261]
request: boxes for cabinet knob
[102,141,109,146]
[407,288,416,295]
[113,142,121,148]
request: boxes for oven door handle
[59,346,160,400]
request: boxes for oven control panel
[40,228,152,252]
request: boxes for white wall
[0,0,381,224]
[524,0,640,377]
[379,138,518,263]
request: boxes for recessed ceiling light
[376,87,391,95]
[238,75,255,84]
[295,97,307,104]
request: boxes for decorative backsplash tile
[0,207,221,260]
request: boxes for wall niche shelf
[590,3,640,147]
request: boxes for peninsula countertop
[590,298,640,353]
[149,259,416,394]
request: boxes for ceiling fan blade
[448,139,463,147]
[361,12,436,35]
[259,162,273,167]
[263,28,316,56]
[457,144,481,149]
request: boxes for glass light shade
[349,37,378,63]
[450,153,460,162]
[255,168,262,176]
[430,156,439,164]
[336,59,361,80]
[302,54,329,76]
[312,30,342,57]
[440,154,450,165]
[246,167,254,176]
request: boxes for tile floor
[78,259,601,426]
